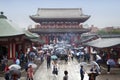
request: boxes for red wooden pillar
[45,36,49,45]
[8,44,10,59]
[9,43,13,59]
[12,43,16,59]
[107,48,110,59]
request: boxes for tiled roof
[0,18,39,38]
[37,8,84,18]
[30,8,90,23]
[85,38,120,48]
[0,18,24,37]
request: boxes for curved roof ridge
[38,8,82,10]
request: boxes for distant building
[90,25,99,33]
[102,26,120,32]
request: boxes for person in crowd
[80,65,85,80]
[15,57,20,65]
[106,59,111,74]
[24,62,29,72]
[65,55,68,64]
[24,53,28,63]
[46,51,51,69]
[20,50,25,63]
[52,60,59,77]
[4,63,9,72]
[4,63,10,80]
[4,70,10,80]
[89,65,99,80]
[63,70,68,80]
[11,72,19,80]
[71,53,73,61]
[1,58,6,72]
[86,53,90,62]
[27,65,34,80]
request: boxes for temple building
[0,12,39,59]
[29,8,90,46]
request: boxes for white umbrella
[79,61,100,73]
[33,46,37,50]
[90,61,100,70]
[80,62,88,66]
[38,50,44,54]
[79,62,93,74]
[42,47,48,50]
[96,55,101,60]
[28,63,37,69]
[76,52,79,56]
[9,64,21,70]
[49,46,54,49]
[56,47,64,50]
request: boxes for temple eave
[29,28,90,34]
[30,15,90,23]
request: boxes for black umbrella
[9,69,21,78]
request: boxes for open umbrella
[28,63,37,69]
[38,50,44,54]
[80,61,100,73]
[29,52,35,56]
[9,64,21,70]
[96,55,102,63]
[51,55,58,60]
[90,61,100,70]
[42,47,48,50]
[9,69,21,78]
[80,62,88,66]
[107,59,116,67]
[79,62,90,73]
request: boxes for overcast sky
[0,0,120,29]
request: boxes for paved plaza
[34,59,89,80]
[34,59,120,80]
[0,58,120,80]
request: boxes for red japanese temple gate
[29,8,90,46]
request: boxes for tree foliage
[97,29,120,34]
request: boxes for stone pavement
[0,58,120,80]
[97,65,120,80]
[34,58,120,80]
[34,59,89,80]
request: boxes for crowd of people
[0,45,116,80]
